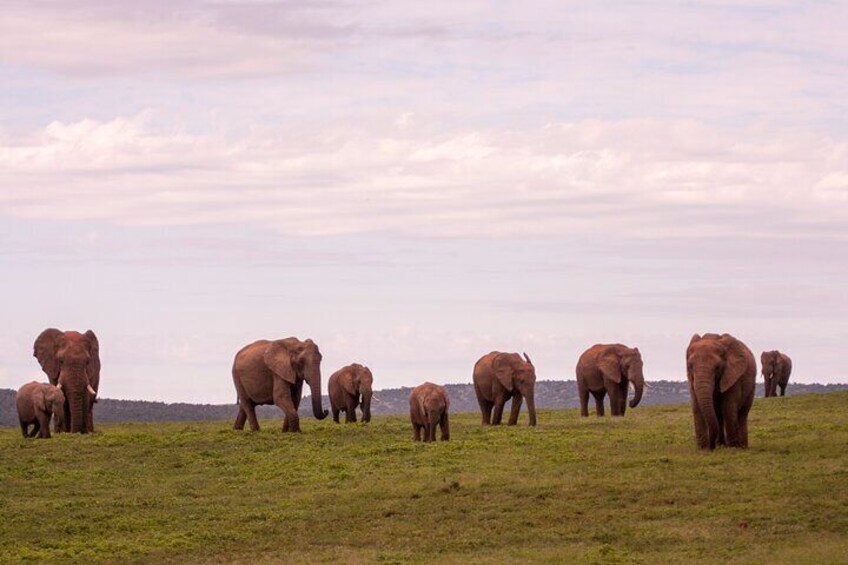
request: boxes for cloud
[1,112,845,239]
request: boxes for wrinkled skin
[576,344,645,417]
[16,381,66,439]
[761,350,792,397]
[473,351,537,426]
[328,363,374,424]
[409,382,450,442]
[232,337,329,433]
[687,333,756,450]
[33,329,100,434]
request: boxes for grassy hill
[1,393,846,564]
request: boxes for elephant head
[34,329,99,433]
[345,364,374,422]
[600,346,645,408]
[493,352,537,426]
[687,333,750,445]
[264,337,328,420]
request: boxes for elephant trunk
[307,370,329,420]
[62,370,90,434]
[360,389,372,423]
[629,376,644,409]
[694,370,719,449]
[525,391,537,427]
[53,403,66,434]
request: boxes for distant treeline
[2,380,847,427]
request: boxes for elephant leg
[779,385,786,397]
[332,407,341,423]
[491,397,507,425]
[37,414,52,439]
[344,395,358,424]
[273,387,300,433]
[507,393,523,425]
[233,406,247,430]
[618,382,628,416]
[591,390,605,417]
[240,399,260,431]
[292,380,304,410]
[478,399,493,425]
[720,398,740,447]
[29,422,40,438]
[413,423,422,441]
[738,412,750,448]
[422,422,432,443]
[20,421,29,438]
[578,383,590,417]
[440,412,450,441]
[606,383,620,416]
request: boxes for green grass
[1,393,847,564]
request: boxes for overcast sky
[1,1,846,403]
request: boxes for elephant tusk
[56,383,62,391]
[87,384,97,396]
[372,394,383,403]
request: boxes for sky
[1,1,846,403]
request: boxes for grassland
[1,392,847,564]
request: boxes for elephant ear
[263,341,298,384]
[341,367,359,395]
[493,354,515,392]
[598,349,622,384]
[34,328,63,385]
[719,335,749,393]
[84,330,101,389]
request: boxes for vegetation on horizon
[1,393,846,563]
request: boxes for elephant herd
[14,328,792,450]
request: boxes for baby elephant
[16,381,66,439]
[409,382,450,442]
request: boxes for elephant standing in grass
[575,344,645,417]
[232,337,329,432]
[761,351,792,397]
[687,333,756,450]
[33,329,100,433]
[328,363,373,423]
[16,382,66,439]
[409,382,449,442]
[473,352,537,426]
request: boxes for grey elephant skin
[16,381,66,439]
[232,337,329,432]
[473,351,537,426]
[328,363,373,423]
[409,382,450,442]
[687,333,756,450]
[575,344,645,417]
[33,328,100,433]
[761,350,792,397]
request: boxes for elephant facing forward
[409,382,449,442]
[687,333,756,450]
[232,337,329,432]
[328,363,374,423]
[575,344,645,417]
[16,381,66,439]
[761,350,792,397]
[473,351,537,426]
[33,329,100,433]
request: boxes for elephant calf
[409,382,450,442]
[328,363,374,423]
[761,350,792,397]
[16,381,66,439]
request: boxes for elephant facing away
[409,382,449,442]
[33,329,100,434]
[575,344,645,417]
[232,337,329,432]
[473,351,537,426]
[687,333,756,450]
[328,363,374,423]
[761,350,792,397]
[16,381,66,439]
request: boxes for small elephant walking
[328,363,374,423]
[575,344,645,417]
[232,337,329,433]
[761,350,792,397]
[687,333,756,450]
[473,351,537,426]
[33,328,100,434]
[409,382,450,442]
[16,381,66,439]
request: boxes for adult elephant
[232,337,329,432]
[761,350,792,397]
[687,333,756,450]
[575,344,645,417]
[33,328,100,434]
[473,351,537,426]
[328,363,373,424]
